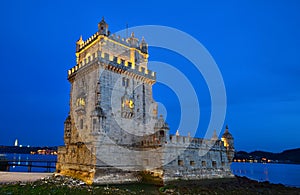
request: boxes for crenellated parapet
[76,32,148,54]
[76,23,148,65]
[76,33,129,52]
[70,18,153,84]
[68,50,156,84]
[140,133,226,150]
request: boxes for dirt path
[0,171,52,183]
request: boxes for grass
[0,176,299,195]
[0,182,158,195]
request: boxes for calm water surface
[2,154,300,188]
[2,153,57,172]
[231,162,300,187]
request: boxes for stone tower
[56,18,160,184]
[57,18,235,184]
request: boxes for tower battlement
[76,32,148,54]
[71,18,152,83]
[68,50,156,83]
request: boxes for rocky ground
[0,174,299,194]
[0,172,52,183]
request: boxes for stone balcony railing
[168,135,226,149]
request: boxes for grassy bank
[0,175,299,194]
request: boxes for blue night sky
[0,0,299,152]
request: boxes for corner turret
[154,115,170,143]
[76,35,84,52]
[140,37,148,54]
[211,129,218,141]
[221,125,235,162]
[98,17,109,36]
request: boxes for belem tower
[56,18,235,184]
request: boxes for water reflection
[4,153,57,172]
[231,162,300,187]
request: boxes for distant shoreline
[0,146,57,155]
[234,148,300,164]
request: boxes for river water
[1,153,57,173]
[231,162,300,188]
[1,154,300,188]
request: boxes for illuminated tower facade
[56,18,161,184]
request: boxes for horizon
[0,0,299,153]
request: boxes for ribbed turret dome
[222,125,233,139]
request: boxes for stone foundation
[94,168,141,184]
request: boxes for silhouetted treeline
[234,148,300,164]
